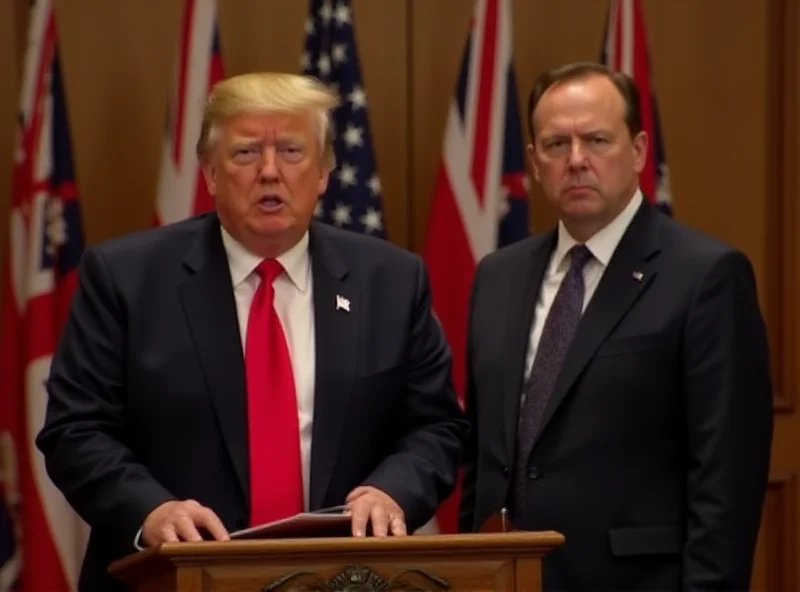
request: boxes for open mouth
[258,195,285,211]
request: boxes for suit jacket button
[502,466,510,477]
[528,467,541,480]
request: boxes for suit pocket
[596,334,664,358]
[608,525,683,556]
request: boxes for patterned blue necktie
[513,244,593,515]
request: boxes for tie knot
[568,244,593,271]
[256,259,284,284]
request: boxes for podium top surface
[109,531,565,575]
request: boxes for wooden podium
[108,532,564,591]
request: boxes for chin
[561,196,602,215]
[249,213,293,232]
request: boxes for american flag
[0,0,89,589]
[421,0,528,534]
[155,0,223,225]
[301,0,386,238]
[601,0,672,214]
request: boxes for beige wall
[1,0,798,588]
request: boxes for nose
[566,139,589,170]
[259,147,280,182]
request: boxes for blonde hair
[196,72,339,170]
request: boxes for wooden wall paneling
[0,0,25,279]
[54,0,181,245]
[12,0,28,69]
[751,475,797,591]
[643,0,769,294]
[217,0,307,75]
[220,0,410,248]
[347,0,409,248]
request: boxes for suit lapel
[501,232,556,463]
[536,202,661,440]
[178,214,249,504]
[307,223,360,510]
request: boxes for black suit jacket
[460,201,772,591]
[37,213,467,592]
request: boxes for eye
[232,146,259,158]
[278,144,305,162]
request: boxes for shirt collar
[220,226,311,293]
[553,188,643,271]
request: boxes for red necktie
[245,259,303,525]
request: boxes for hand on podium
[142,499,230,545]
[478,508,515,533]
[345,485,407,537]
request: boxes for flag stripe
[1,2,90,589]
[471,0,498,203]
[423,0,528,535]
[156,0,221,226]
[601,0,672,214]
[172,0,196,165]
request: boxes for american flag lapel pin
[632,270,644,281]
[336,294,351,312]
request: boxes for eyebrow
[541,129,612,140]
[227,136,309,152]
[230,134,308,143]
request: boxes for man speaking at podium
[37,72,466,592]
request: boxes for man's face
[202,111,329,255]
[527,74,647,233]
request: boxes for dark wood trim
[766,0,798,411]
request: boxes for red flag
[0,1,89,589]
[421,0,528,534]
[601,0,672,213]
[155,0,224,225]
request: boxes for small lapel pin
[632,270,644,281]
[336,294,350,312]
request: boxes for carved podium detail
[107,530,566,591]
[261,565,452,592]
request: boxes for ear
[632,131,649,174]
[526,143,541,183]
[317,166,330,195]
[201,159,218,196]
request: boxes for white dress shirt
[221,227,316,512]
[523,189,643,379]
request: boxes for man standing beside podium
[37,72,466,592]
[459,63,772,591]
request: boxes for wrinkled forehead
[534,77,626,136]
[222,111,318,142]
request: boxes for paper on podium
[230,505,352,540]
